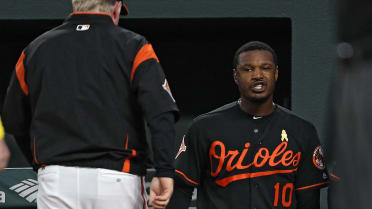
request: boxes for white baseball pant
[37,165,147,209]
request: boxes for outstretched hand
[149,177,174,209]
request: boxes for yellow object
[281,130,288,142]
[0,117,4,140]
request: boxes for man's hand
[0,139,10,171]
[149,177,174,209]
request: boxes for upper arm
[174,122,209,187]
[295,125,328,208]
[2,51,31,136]
[130,39,179,122]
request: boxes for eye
[239,66,253,72]
[262,65,274,71]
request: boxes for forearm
[148,111,176,177]
[2,72,33,165]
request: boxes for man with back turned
[2,1,179,208]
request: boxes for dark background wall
[0,18,292,115]
[0,0,335,137]
[0,1,335,208]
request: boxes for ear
[112,1,122,25]
[275,66,279,82]
[233,69,239,85]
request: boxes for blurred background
[0,0,336,208]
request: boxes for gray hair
[72,0,116,13]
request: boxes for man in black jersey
[167,41,328,209]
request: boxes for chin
[246,95,271,104]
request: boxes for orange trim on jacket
[131,44,159,81]
[175,169,199,186]
[296,181,329,191]
[122,135,137,172]
[122,149,136,172]
[330,173,341,181]
[15,51,29,95]
[33,137,39,165]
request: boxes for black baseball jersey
[173,101,328,209]
[2,13,179,176]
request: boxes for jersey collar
[66,12,114,24]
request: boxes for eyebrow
[240,62,274,67]
[261,63,275,66]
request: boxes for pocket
[97,169,141,198]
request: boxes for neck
[239,96,275,116]
[72,10,111,15]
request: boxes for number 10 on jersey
[274,182,294,207]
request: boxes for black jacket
[2,13,179,176]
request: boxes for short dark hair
[233,41,278,69]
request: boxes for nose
[252,68,264,80]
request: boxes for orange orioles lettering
[209,141,301,187]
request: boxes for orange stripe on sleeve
[15,51,29,95]
[175,169,199,186]
[295,181,329,191]
[131,44,159,81]
[330,173,341,181]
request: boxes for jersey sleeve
[167,182,194,209]
[147,112,176,178]
[2,51,33,162]
[295,124,329,208]
[131,39,179,122]
[174,121,208,187]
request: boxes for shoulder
[26,24,66,49]
[23,24,70,60]
[191,101,238,127]
[182,101,237,138]
[114,26,146,43]
[276,105,317,134]
[112,27,155,60]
